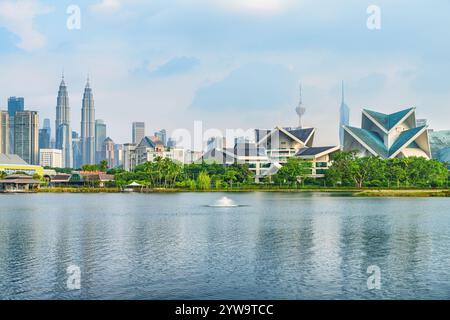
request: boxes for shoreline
[13,187,449,197]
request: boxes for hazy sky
[0,0,449,147]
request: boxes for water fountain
[208,196,239,207]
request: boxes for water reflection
[0,193,449,299]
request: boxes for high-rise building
[80,77,96,165]
[14,111,39,165]
[101,137,115,168]
[43,118,51,132]
[166,137,176,148]
[7,97,24,154]
[123,143,137,171]
[95,119,107,163]
[72,131,82,169]
[0,111,9,154]
[155,129,167,146]
[55,75,73,168]
[132,122,145,144]
[207,136,226,151]
[114,144,123,167]
[39,148,63,168]
[39,118,51,150]
[339,81,350,146]
[38,128,50,149]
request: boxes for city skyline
[1,1,449,146]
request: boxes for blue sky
[0,0,449,146]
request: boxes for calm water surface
[0,192,449,299]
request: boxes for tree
[98,160,108,172]
[197,171,211,190]
[273,158,312,186]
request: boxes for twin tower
[56,75,95,168]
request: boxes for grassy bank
[34,186,450,197]
[355,189,450,197]
[38,187,120,193]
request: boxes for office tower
[207,136,226,151]
[55,75,73,168]
[39,149,63,168]
[14,111,39,165]
[95,119,107,163]
[43,118,51,136]
[0,111,9,153]
[166,137,176,148]
[72,131,82,169]
[339,81,350,146]
[155,129,167,146]
[7,97,24,154]
[80,77,95,165]
[114,144,123,167]
[38,128,50,149]
[39,118,51,150]
[132,122,145,144]
[123,143,137,171]
[101,137,115,168]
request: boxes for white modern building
[39,148,63,168]
[343,107,431,159]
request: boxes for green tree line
[325,151,449,188]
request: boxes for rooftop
[0,154,29,165]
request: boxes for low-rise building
[295,146,341,177]
[39,148,63,168]
[0,174,41,193]
[0,154,44,176]
[201,142,271,182]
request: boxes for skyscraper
[132,122,145,144]
[101,137,115,168]
[7,97,24,154]
[80,77,96,165]
[0,111,9,154]
[72,131,82,169]
[339,81,350,146]
[55,75,73,168]
[95,119,107,163]
[38,128,50,149]
[14,111,39,165]
[155,129,167,146]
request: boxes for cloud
[133,56,200,78]
[214,0,296,14]
[91,0,122,13]
[0,0,53,51]
[191,62,297,111]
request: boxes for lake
[0,192,449,299]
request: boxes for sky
[0,0,450,147]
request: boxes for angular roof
[284,127,315,143]
[344,126,388,157]
[256,127,315,145]
[296,146,339,157]
[0,154,29,165]
[389,126,427,157]
[137,136,156,149]
[344,125,428,158]
[363,108,414,131]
